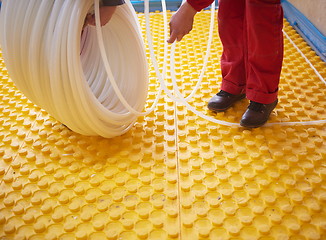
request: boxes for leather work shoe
[207,90,246,112]
[240,99,278,128]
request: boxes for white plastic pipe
[0,0,151,137]
[0,0,325,140]
[148,1,326,127]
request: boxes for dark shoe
[240,100,278,128]
[207,90,246,112]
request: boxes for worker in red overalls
[168,0,284,128]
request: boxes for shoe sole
[207,106,228,112]
[240,121,266,128]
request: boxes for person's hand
[85,6,117,27]
[167,2,197,43]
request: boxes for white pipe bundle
[0,0,148,138]
[1,0,324,139]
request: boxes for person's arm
[187,0,214,12]
[167,0,214,43]
[86,0,125,27]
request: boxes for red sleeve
[187,0,215,12]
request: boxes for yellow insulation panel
[0,11,326,240]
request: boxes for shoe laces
[248,101,265,112]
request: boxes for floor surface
[0,11,326,240]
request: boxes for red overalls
[188,0,284,104]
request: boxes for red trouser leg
[218,0,246,95]
[246,0,284,104]
[218,0,284,104]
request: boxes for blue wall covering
[281,0,326,61]
[131,0,182,12]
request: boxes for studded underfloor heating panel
[0,11,326,240]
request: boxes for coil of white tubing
[0,0,149,138]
